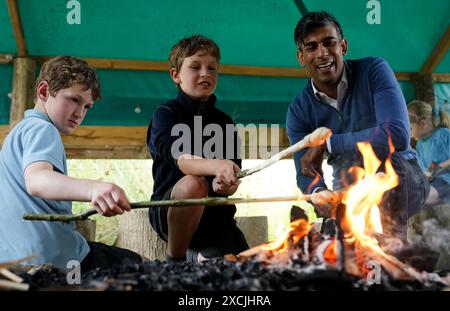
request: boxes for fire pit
[4,141,450,291]
[6,253,446,291]
[224,142,449,287]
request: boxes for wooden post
[76,220,96,241]
[412,74,435,106]
[9,57,36,129]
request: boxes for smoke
[409,217,450,271]
[416,219,450,255]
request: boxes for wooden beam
[434,73,450,83]
[395,72,416,81]
[62,126,291,159]
[65,145,150,159]
[0,54,14,64]
[9,57,36,129]
[293,0,309,17]
[220,64,309,78]
[31,55,437,80]
[420,24,450,75]
[33,56,169,72]
[2,125,291,159]
[61,126,147,147]
[33,56,310,78]
[6,0,27,57]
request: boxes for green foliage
[68,159,153,245]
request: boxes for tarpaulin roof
[1,0,449,126]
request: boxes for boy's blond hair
[408,100,450,129]
[168,35,221,73]
[35,56,101,101]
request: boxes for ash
[14,258,447,291]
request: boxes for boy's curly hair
[35,56,101,101]
[168,35,221,72]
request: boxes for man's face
[170,51,218,101]
[297,25,348,91]
[41,83,94,134]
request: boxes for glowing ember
[234,138,435,283]
[323,239,337,264]
[262,219,311,254]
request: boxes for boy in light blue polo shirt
[0,56,142,271]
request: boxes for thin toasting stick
[236,127,332,178]
[23,195,311,222]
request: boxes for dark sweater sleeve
[148,105,181,164]
[286,100,328,194]
[330,58,410,155]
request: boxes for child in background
[408,100,450,204]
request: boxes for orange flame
[260,138,398,274]
[262,219,311,253]
[342,140,398,245]
[323,239,337,264]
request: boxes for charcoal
[10,257,447,291]
[320,218,337,237]
[290,205,309,222]
[13,265,69,290]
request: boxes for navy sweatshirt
[147,90,241,219]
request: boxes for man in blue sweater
[286,11,429,240]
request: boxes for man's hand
[310,190,339,217]
[300,144,325,178]
[90,182,131,217]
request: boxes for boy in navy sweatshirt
[147,35,249,262]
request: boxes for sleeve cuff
[312,187,327,193]
[326,137,332,154]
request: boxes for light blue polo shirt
[0,109,89,269]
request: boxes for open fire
[3,138,448,291]
[227,141,447,286]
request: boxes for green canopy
[1,0,449,126]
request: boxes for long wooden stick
[0,279,29,291]
[0,268,23,283]
[237,127,332,178]
[23,195,310,222]
[0,255,35,269]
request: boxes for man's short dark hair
[294,11,344,50]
